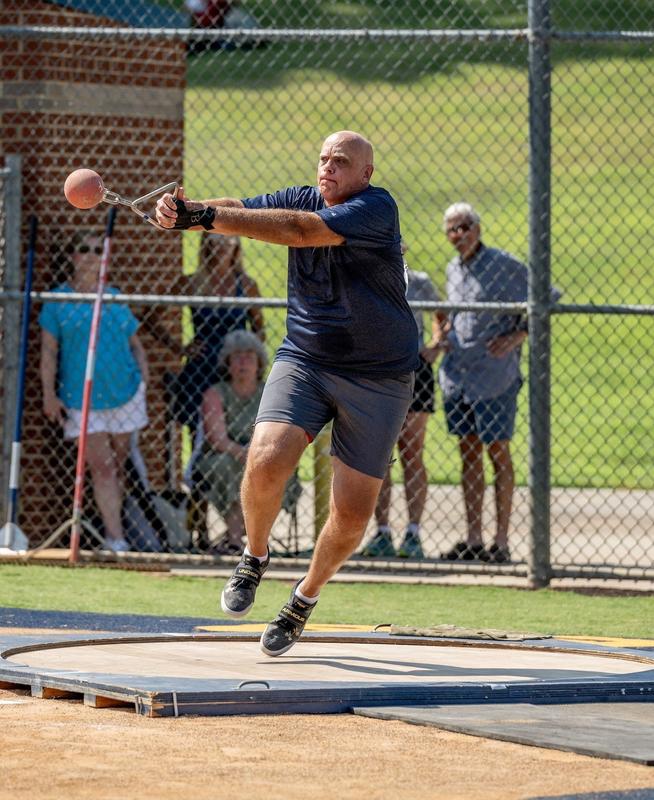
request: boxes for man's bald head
[324,130,374,165]
[317,131,374,206]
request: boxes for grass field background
[1,565,652,638]
[165,0,654,490]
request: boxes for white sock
[377,524,392,536]
[244,546,268,563]
[406,522,420,537]
[295,583,319,605]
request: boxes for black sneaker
[487,543,511,563]
[441,541,488,561]
[220,550,269,618]
[260,580,316,657]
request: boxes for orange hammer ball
[63,168,105,209]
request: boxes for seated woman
[191,330,267,554]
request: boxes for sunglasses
[76,244,103,255]
[446,222,473,235]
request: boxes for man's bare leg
[240,421,308,557]
[260,457,382,655]
[221,421,308,619]
[301,457,383,596]
[398,411,429,525]
[373,469,392,528]
[223,502,245,548]
[363,461,395,557]
[487,439,514,550]
[86,432,125,543]
[459,433,485,547]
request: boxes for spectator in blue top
[39,230,149,554]
[438,203,530,564]
[156,130,419,655]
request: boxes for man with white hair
[438,202,529,564]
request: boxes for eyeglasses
[76,244,103,255]
[446,222,473,235]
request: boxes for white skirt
[64,382,148,440]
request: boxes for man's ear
[364,164,374,182]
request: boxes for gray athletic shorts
[256,360,414,479]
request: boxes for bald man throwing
[156,131,419,655]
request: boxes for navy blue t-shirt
[242,185,419,377]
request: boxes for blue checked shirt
[439,244,559,401]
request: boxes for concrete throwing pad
[354,702,654,765]
[1,632,654,718]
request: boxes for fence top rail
[3,291,654,315]
[0,25,530,43]
[0,291,289,309]
[552,30,654,42]
[0,290,528,312]
[551,303,654,316]
[2,25,652,42]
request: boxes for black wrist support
[172,198,216,231]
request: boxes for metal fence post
[527,0,552,587]
[1,155,22,522]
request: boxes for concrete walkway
[263,483,654,577]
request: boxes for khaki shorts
[256,360,414,479]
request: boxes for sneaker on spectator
[441,541,487,561]
[397,531,424,559]
[220,550,269,617]
[361,529,395,557]
[486,543,511,563]
[103,537,129,554]
[260,580,316,657]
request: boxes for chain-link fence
[1,0,653,583]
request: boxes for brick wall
[1,1,186,543]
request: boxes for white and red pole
[69,207,117,563]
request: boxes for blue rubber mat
[0,606,237,633]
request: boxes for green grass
[1,565,652,639]
[169,0,654,490]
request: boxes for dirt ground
[2,629,654,800]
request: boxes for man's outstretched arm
[156,191,344,248]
